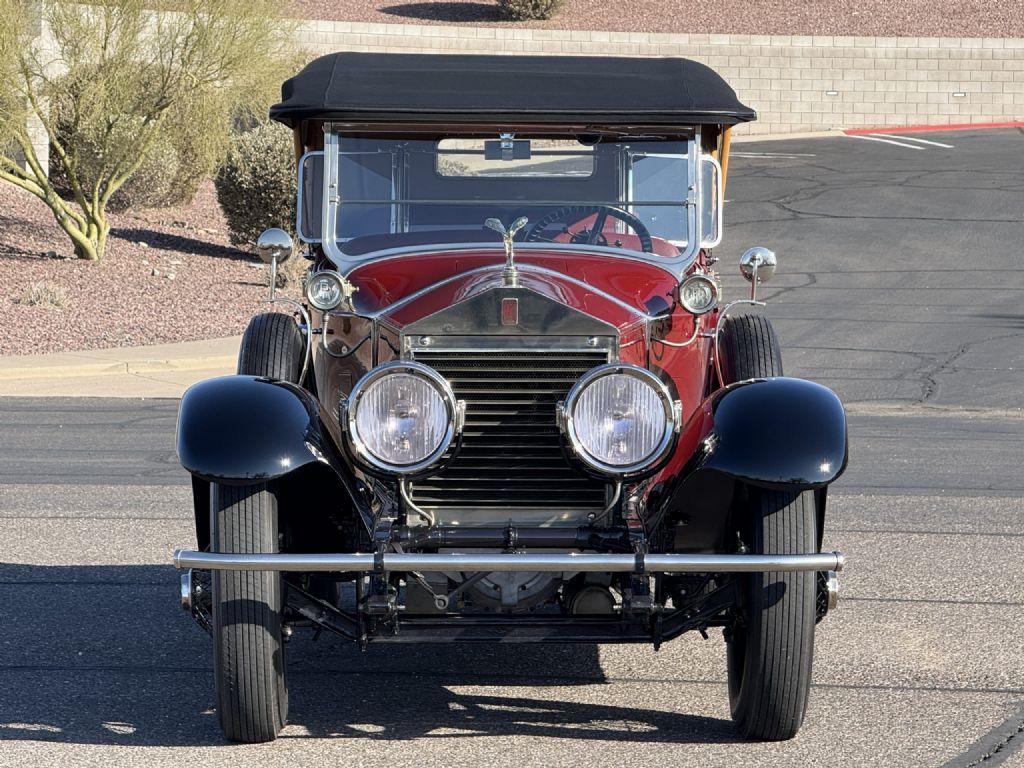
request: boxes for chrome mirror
[256,228,294,301]
[739,247,777,301]
[256,228,293,265]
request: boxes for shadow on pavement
[0,563,739,747]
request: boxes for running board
[173,549,844,573]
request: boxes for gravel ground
[0,182,273,356]
[288,0,1024,38]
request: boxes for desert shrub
[497,0,563,20]
[214,122,297,249]
[112,139,181,210]
[16,280,68,308]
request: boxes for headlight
[678,274,719,314]
[345,362,461,474]
[306,271,344,310]
[561,364,679,476]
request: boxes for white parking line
[731,152,817,158]
[869,133,955,148]
[848,134,925,150]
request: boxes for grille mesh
[410,349,610,512]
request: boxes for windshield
[303,134,696,261]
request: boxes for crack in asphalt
[774,199,1020,224]
[915,332,1024,403]
[942,708,1024,767]
[0,665,1021,698]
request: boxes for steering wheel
[524,205,655,253]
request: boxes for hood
[347,249,681,334]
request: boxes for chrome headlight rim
[306,270,345,311]
[678,274,720,315]
[561,363,679,477]
[344,361,460,476]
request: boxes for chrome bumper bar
[173,549,844,573]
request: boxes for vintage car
[173,53,847,743]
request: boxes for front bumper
[173,549,844,573]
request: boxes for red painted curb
[844,121,1024,136]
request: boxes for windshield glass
[315,134,694,260]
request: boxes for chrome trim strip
[700,153,724,248]
[694,125,705,249]
[652,320,701,349]
[712,298,766,386]
[320,125,703,282]
[331,241,691,275]
[296,150,325,243]
[173,549,845,573]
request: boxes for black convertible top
[270,53,756,128]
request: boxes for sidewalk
[0,336,240,398]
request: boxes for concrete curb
[0,336,241,382]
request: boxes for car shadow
[379,2,504,23]
[0,563,739,747]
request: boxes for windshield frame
[314,124,710,281]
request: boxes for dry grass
[15,280,69,309]
[274,253,309,290]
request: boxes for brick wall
[295,21,1024,136]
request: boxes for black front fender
[177,374,343,484]
[650,377,847,551]
[698,376,848,489]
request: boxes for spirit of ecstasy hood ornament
[484,216,529,287]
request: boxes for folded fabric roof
[270,52,756,128]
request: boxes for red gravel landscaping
[0,182,271,356]
[288,0,1024,38]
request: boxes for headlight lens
[347,362,458,473]
[306,271,343,310]
[564,365,677,475]
[678,274,719,314]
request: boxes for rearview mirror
[739,247,777,301]
[256,228,294,302]
[256,228,294,265]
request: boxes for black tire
[718,314,782,384]
[727,489,817,741]
[238,312,303,383]
[212,482,288,743]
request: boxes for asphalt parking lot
[1,127,1022,767]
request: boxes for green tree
[0,0,290,260]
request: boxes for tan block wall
[294,22,1024,136]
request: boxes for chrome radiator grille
[410,349,610,520]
